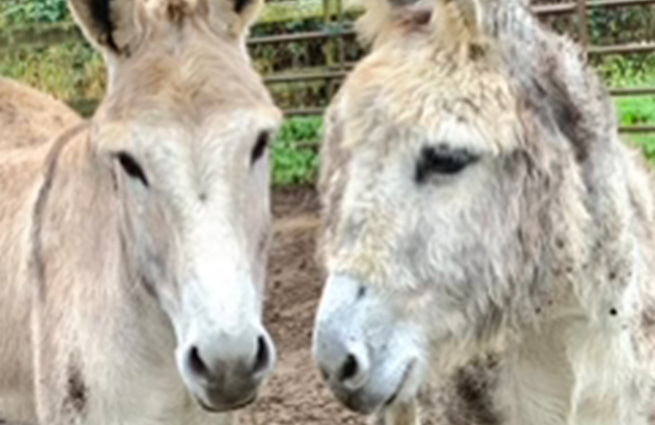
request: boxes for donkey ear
[67,0,139,55]
[232,0,263,29]
[206,0,264,39]
[433,0,484,44]
[354,0,433,45]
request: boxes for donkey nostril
[252,336,270,375]
[188,346,209,378]
[338,354,359,383]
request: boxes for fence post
[576,0,589,59]
[322,0,343,103]
[323,0,336,67]
[337,0,346,71]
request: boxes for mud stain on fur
[447,356,501,425]
[64,363,88,415]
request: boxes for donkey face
[70,0,280,412]
[313,0,588,415]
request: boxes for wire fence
[0,0,654,133]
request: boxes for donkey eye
[251,131,269,165]
[117,152,149,187]
[415,146,479,183]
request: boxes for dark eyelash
[415,146,479,183]
[116,152,149,187]
[251,132,269,164]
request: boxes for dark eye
[251,132,269,165]
[415,145,479,183]
[116,152,149,187]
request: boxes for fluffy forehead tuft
[142,0,201,18]
[100,35,278,124]
[338,40,523,156]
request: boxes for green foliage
[595,56,655,165]
[0,0,69,26]
[588,5,655,47]
[272,117,322,185]
[0,42,104,101]
[616,96,655,126]
[595,55,655,86]
[617,95,655,164]
[629,135,655,165]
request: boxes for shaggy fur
[316,0,655,424]
[0,0,280,424]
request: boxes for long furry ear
[353,0,433,46]
[67,0,139,56]
[232,0,263,28]
[206,0,264,40]
[354,0,486,50]
[432,0,485,49]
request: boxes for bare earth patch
[241,187,367,425]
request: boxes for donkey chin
[313,273,427,415]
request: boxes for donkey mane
[30,123,90,300]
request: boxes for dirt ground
[241,187,368,425]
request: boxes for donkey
[312,0,655,424]
[0,0,281,423]
[0,77,81,149]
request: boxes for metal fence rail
[1,0,654,134]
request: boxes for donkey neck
[496,295,643,425]
[31,125,201,421]
[33,121,171,334]
[497,314,576,425]
[33,124,115,298]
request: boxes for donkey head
[69,0,281,411]
[313,0,601,414]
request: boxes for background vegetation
[598,55,655,163]
[1,0,654,184]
